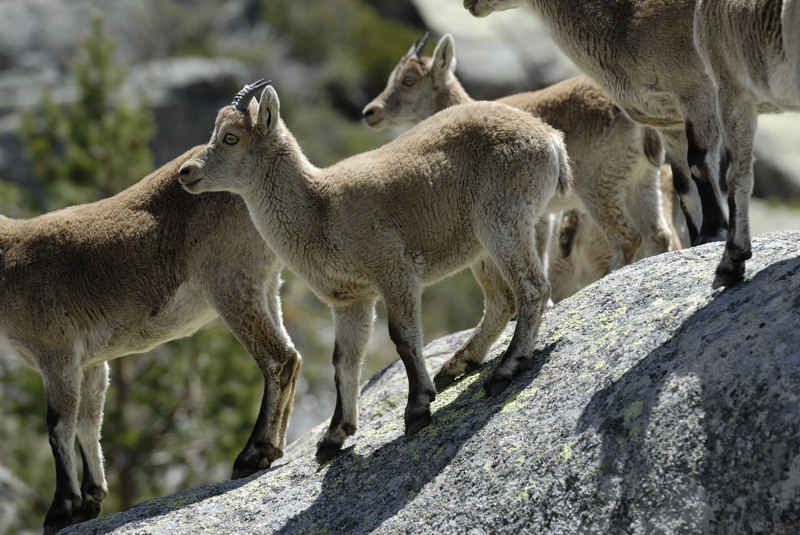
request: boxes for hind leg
[433,256,516,391]
[478,222,551,397]
[74,362,109,523]
[661,96,728,246]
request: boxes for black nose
[178,163,197,185]
[363,107,375,118]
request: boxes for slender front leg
[208,264,302,479]
[580,178,643,272]
[434,256,516,391]
[42,357,83,535]
[74,362,109,523]
[712,88,757,288]
[382,279,436,436]
[316,299,375,463]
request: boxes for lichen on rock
[63,231,800,535]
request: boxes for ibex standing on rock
[180,80,571,462]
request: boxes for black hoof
[484,376,512,397]
[72,499,102,523]
[231,465,260,480]
[316,439,343,464]
[404,408,432,436]
[712,263,745,289]
[43,510,75,535]
[232,443,282,479]
[433,373,456,392]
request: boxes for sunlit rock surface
[63,231,800,535]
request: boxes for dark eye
[402,76,416,87]
[223,133,239,145]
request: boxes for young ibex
[693,0,800,285]
[0,146,300,534]
[179,80,572,462]
[363,33,674,272]
[462,0,741,285]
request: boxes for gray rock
[61,231,800,535]
[125,56,252,165]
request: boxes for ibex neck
[244,137,323,259]
[437,75,474,111]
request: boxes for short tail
[642,127,665,167]
[554,133,573,198]
[558,209,580,258]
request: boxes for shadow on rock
[274,338,560,534]
[575,255,800,532]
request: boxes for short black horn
[407,31,430,58]
[231,79,272,112]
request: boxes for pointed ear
[431,34,456,83]
[256,85,280,134]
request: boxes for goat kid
[363,32,674,273]
[179,81,572,462]
[0,147,300,534]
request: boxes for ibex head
[362,33,457,130]
[179,80,283,195]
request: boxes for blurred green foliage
[262,0,425,117]
[18,16,154,211]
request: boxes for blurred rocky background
[0,1,798,533]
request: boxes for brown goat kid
[0,147,300,534]
[363,33,674,274]
[179,81,572,463]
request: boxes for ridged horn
[231,79,271,112]
[406,31,430,58]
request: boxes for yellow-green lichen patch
[503,441,523,454]
[624,400,644,425]
[622,401,645,440]
[596,304,627,330]
[497,386,540,414]
[580,359,608,380]
[559,443,574,462]
[550,301,590,341]
[514,482,537,501]
[368,395,404,419]
[738,310,758,326]
[433,368,485,407]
